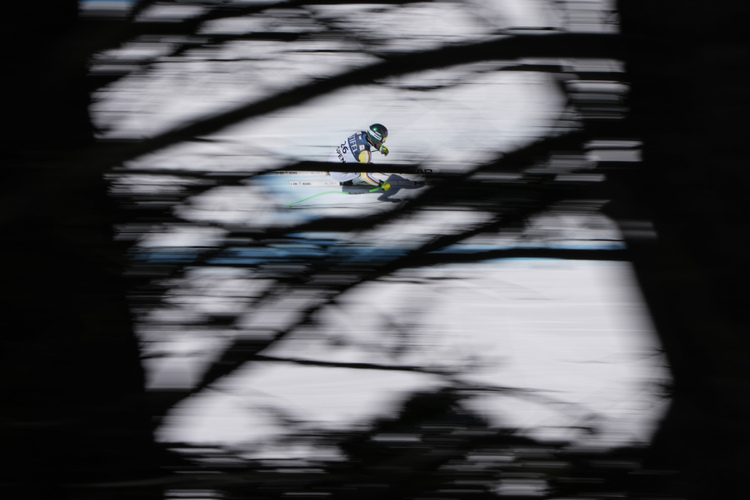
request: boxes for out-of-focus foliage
[9,0,750,499]
[91,2,660,499]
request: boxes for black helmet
[366,123,388,146]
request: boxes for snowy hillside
[88,0,668,461]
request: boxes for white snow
[90,0,668,459]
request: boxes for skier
[328,123,392,190]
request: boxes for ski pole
[287,186,383,208]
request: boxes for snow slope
[91,0,666,458]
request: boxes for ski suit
[328,131,387,186]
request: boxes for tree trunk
[0,2,161,498]
[616,1,750,497]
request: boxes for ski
[289,180,426,188]
[272,168,440,176]
[272,171,329,176]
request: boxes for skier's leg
[329,171,359,182]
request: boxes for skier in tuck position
[328,123,392,191]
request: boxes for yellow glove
[381,182,392,191]
[379,145,389,156]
